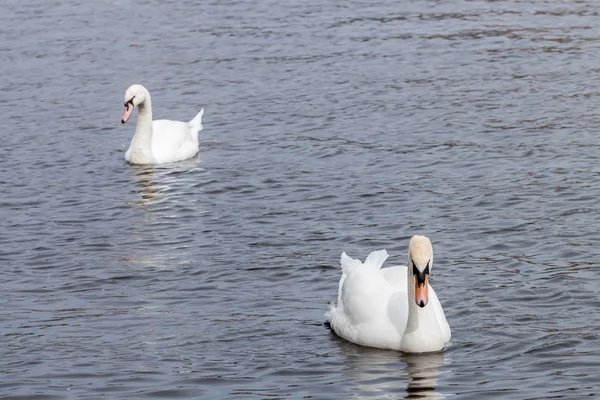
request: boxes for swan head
[121,84,148,124]
[408,235,433,309]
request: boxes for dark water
[2,0,600,398]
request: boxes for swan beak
[121,104,134,124]
[415,275,429,308]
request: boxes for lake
[2,0,600,398]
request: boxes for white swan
[326,235,451,353]
[120,84,204,165]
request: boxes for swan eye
[412,265,419,276]
[413,261,430,285]
[124,96,136,107]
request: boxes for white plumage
[121,84,203,165]
[326,236,451,353]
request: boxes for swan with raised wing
[121,84,204,165]
[326,235,451,353]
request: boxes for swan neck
[136,95,153,133]
[130,94,153,162]
[401,270,442,352]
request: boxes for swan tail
[325,303,336,322]
[325,302,343,326]
[188,109,204,136]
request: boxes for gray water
[2,0,600,398]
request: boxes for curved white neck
[130,94,154,163]
[401,269,444,353]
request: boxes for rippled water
[2,0,600,398]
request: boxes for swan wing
[380,265,407,287]
[327,250,406,350]
[151,119,200,164]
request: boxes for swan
[120,84,204,164]
[326,235,451,353]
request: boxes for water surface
[2,0,600,398]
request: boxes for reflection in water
[121,158,205,269]
[402,352,446,400]
[128,156,202,208]
[130,165,163,208]
[333,336,446,399]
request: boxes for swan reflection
[122,158,203,270]
[129,156,201,208]
[332,337,447,399]
[130,165,163,207]
[402,351,446,399]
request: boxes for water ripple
[2,0,600,398]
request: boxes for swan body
[326,236,451,353]
[121,84,203,165]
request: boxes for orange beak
[415,275,429,308]
[121,103,134,124]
